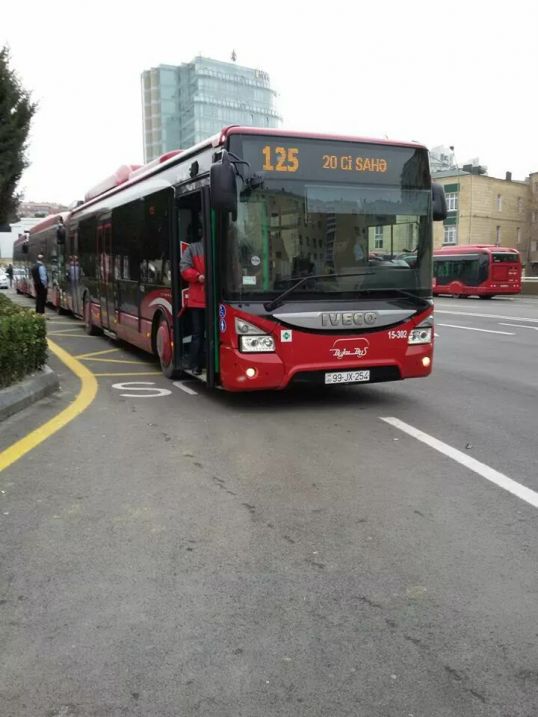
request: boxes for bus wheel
[156,317,178,379]
[83,297,100,335]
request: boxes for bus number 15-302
[388,329,408,340]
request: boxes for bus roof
[29,212,70,236]
[434,244,520,256]
[73,125,429,216]
[221,125,427,151]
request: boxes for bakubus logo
[330,338,370,360]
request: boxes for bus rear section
[433,245,521,298]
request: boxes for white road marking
[499,323,538,331]
[111,381,171,398]
[436,310,538,323]
[437,323,515,335]
[173,381,198,395]
[381,417,538,509]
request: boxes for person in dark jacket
[180,227,206,374]
[31,254,48,314]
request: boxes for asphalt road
[1,292,537,717]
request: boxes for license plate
[324,370,370,385]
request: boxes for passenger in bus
[31,254,48,315]
[180,225,206,375]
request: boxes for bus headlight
[408,327,432,345]
[239,335,276,352]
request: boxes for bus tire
[83,296,100,335]
[156,316,179,379]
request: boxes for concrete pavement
[0,295,537,716]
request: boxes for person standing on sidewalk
[31,254,48,314]
[6,263,13,288]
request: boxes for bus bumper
[219,345,432,391]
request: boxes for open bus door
[173,188,216,386]
[97,222,114,330]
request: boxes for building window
[516,227,521,244]
[497,194,502,211]
[518,197,523,213]
[443,226,457,245]
[446,192,458,211]
[496,225,501,245]
[374,226,384,249]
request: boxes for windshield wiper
[354,287,430,307]
[264,271,375,312]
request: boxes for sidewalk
[0,289,60,421]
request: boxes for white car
[0,272,9,290]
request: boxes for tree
[0,46,36,225]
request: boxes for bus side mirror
[210,150,237,219]
[432,183,447,221]
[56,224,66,245]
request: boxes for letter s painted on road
[111,381,172,398]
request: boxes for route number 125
[262,145,299,172]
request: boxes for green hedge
[0,294,48,388]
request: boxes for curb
[0,366,60,421]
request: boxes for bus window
[492,253,519,263]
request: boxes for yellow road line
[93,371,162,377]
[0,339,98,473]
[74,348,120,359]
[47,333,98,338]
[46,327,85,335]
[80,358,147,365]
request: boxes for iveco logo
[321,311,377,328]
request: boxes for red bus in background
[433,244,522,299]
[15,126,447,391]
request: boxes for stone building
[432,168,538,275]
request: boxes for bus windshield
[223,180,432,301]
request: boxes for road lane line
[499,323,538,331]
[74,348,120,359]
[79,358,147,365]
[436,310,538,323]
[0,340,98,473]
[173,381,198,395]
[380,417,538,509]
[47,332,99,338]
[437,323,515,335]
[93,371,161,377]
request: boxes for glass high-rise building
[141,56,281,163]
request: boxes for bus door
[97,222,114,330]
[69,230,82,316]
[174,188,215,385]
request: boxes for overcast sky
[2,0,537,206]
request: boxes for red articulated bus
[16,126,447,391]
[433,244,522,299]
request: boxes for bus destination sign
[261,144,388,175]
[233,136,428,187]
